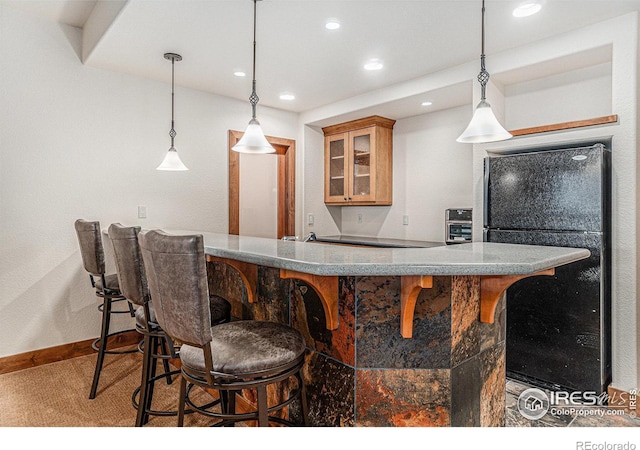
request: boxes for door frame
[228,130,296,239]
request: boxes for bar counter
[190,231,589,276]
[170,231,589,427]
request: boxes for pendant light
[456,0,512,144]
[232,0,275,154]
[157,52,189,171]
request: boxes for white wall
[504,63,612,130]
[0,5,298,358]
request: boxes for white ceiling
[4,0,640,120]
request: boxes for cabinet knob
[344,197,347,201]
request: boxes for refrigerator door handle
[483,157,490,228]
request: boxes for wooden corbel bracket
[280,269,339,330]
[400,275,434,338]
[480,268,555,324]
[206,256,258,304]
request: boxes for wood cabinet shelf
[509,114,618,137]
[323,115,395,206]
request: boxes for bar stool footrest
[132,368,201,417]
[91,328,139,355]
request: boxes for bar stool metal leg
[144,335,160,425]
[132,332,179,426]
[90,296,112,399]
[178,376,187,427]
[135,332,154,427]
[257,386,269,427]
[89,294,138,400]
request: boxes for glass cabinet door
[326,134,346,201]
[323,117,393,206]
[349,127,375,201]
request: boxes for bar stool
[108,223,232,426]
[74,219,137,399]
[138,230,309,427]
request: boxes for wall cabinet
[322,116,395,206]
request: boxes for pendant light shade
[456,0,512,144]
[157,146,188,170]
[232,0,275,154]
[232,118,274,153]
[456,100,512,143]
[157,52,189,171]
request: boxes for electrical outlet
[357,214,363,224]
[403,215,409,225]
[308,214,314,225]
[138,205,147,219]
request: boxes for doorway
[228,130,295,239]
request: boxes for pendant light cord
[169,56,177,146]
[249,0,259,120]
[481,0,485,59]
[478,0,489,102]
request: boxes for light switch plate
[138,205,147,219]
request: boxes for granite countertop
[312,234,445,248]
[164,230,590,277]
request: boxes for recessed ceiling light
[421,101,433,107]
[279,93,295,101]
[513,2,542,18]
[325,19,340,30]
[234,71,246,77]
[364,59,384,71]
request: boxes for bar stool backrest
[108,223,148,307]
[74,219,105,277]
[138,230,213,347]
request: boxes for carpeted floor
[0,350,214,427]
[1,350,639,429]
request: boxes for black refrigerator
[484,142,611,394]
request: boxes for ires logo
[517,387,630,420]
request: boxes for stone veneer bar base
[208,262,507,427]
